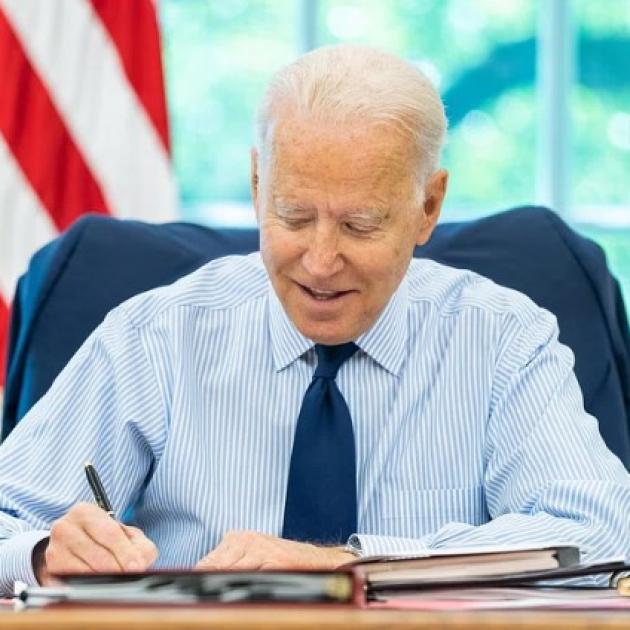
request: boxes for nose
[301,227,343,278]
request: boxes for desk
[2,606,630,629]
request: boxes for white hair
[255,44,447,183]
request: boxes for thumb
[121,524,159,566]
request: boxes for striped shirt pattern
[1,253,629,592]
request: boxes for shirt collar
[267,275,409,376]
[268,286,313,371]
[355,275,408,376]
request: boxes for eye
[344,222,376,235]
[281,216,311,230]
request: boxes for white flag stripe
[1,0,177,223]
[0,135,57,301]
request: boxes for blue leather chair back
[3,206,630,469]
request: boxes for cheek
[261,226,304,272]
[353,242,410,285]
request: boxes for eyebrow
[274,202,315,215]
[274,200,388,223]
[344,209,388,223]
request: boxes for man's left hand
[194,530,356,571]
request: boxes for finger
[46,533,104,575]
[197,546,246,570]
[196,539,247,570]
[66,527,127,573]
[121,524,141,539]
[53,551,94,574]
[80,515,145,571]
[224,554,267,571]
[49,517,124,573]
[121,525,159,567]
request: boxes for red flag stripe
[90,0,171,153]
[0,7,110,232]
[0,296,9,385]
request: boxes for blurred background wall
[160,0,630,299]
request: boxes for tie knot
[314,343,358,380]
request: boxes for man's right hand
[33,502,158,585]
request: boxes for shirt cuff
[348,533,430,558]
[0,530,50,595]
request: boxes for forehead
[266,115,417,207]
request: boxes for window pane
[572,0,630,221]
[572,1,630,305]
[318,0,538,220]
[160,0,297,224]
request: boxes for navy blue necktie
[282,342,359,544]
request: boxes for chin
[310,334,354,345]
[297,321,359,346]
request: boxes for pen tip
[84,461,92,468]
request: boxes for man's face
[252,115,447,345]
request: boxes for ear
[250,147,260,222]
[415,169,448,246]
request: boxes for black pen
[84,462,115,518]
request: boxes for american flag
[0,0,177,386]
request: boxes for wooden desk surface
[2,606,630,629]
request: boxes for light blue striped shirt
[1,253,629,593]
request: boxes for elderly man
[0,45,629,593]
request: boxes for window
[160,0,296,224]
[159,0,630,300]
[572,1,630,303]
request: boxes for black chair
[3,206,630,469]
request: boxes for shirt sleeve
[0,306,168,595]
[351,308,630,583]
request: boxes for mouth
[297,282,354,302]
